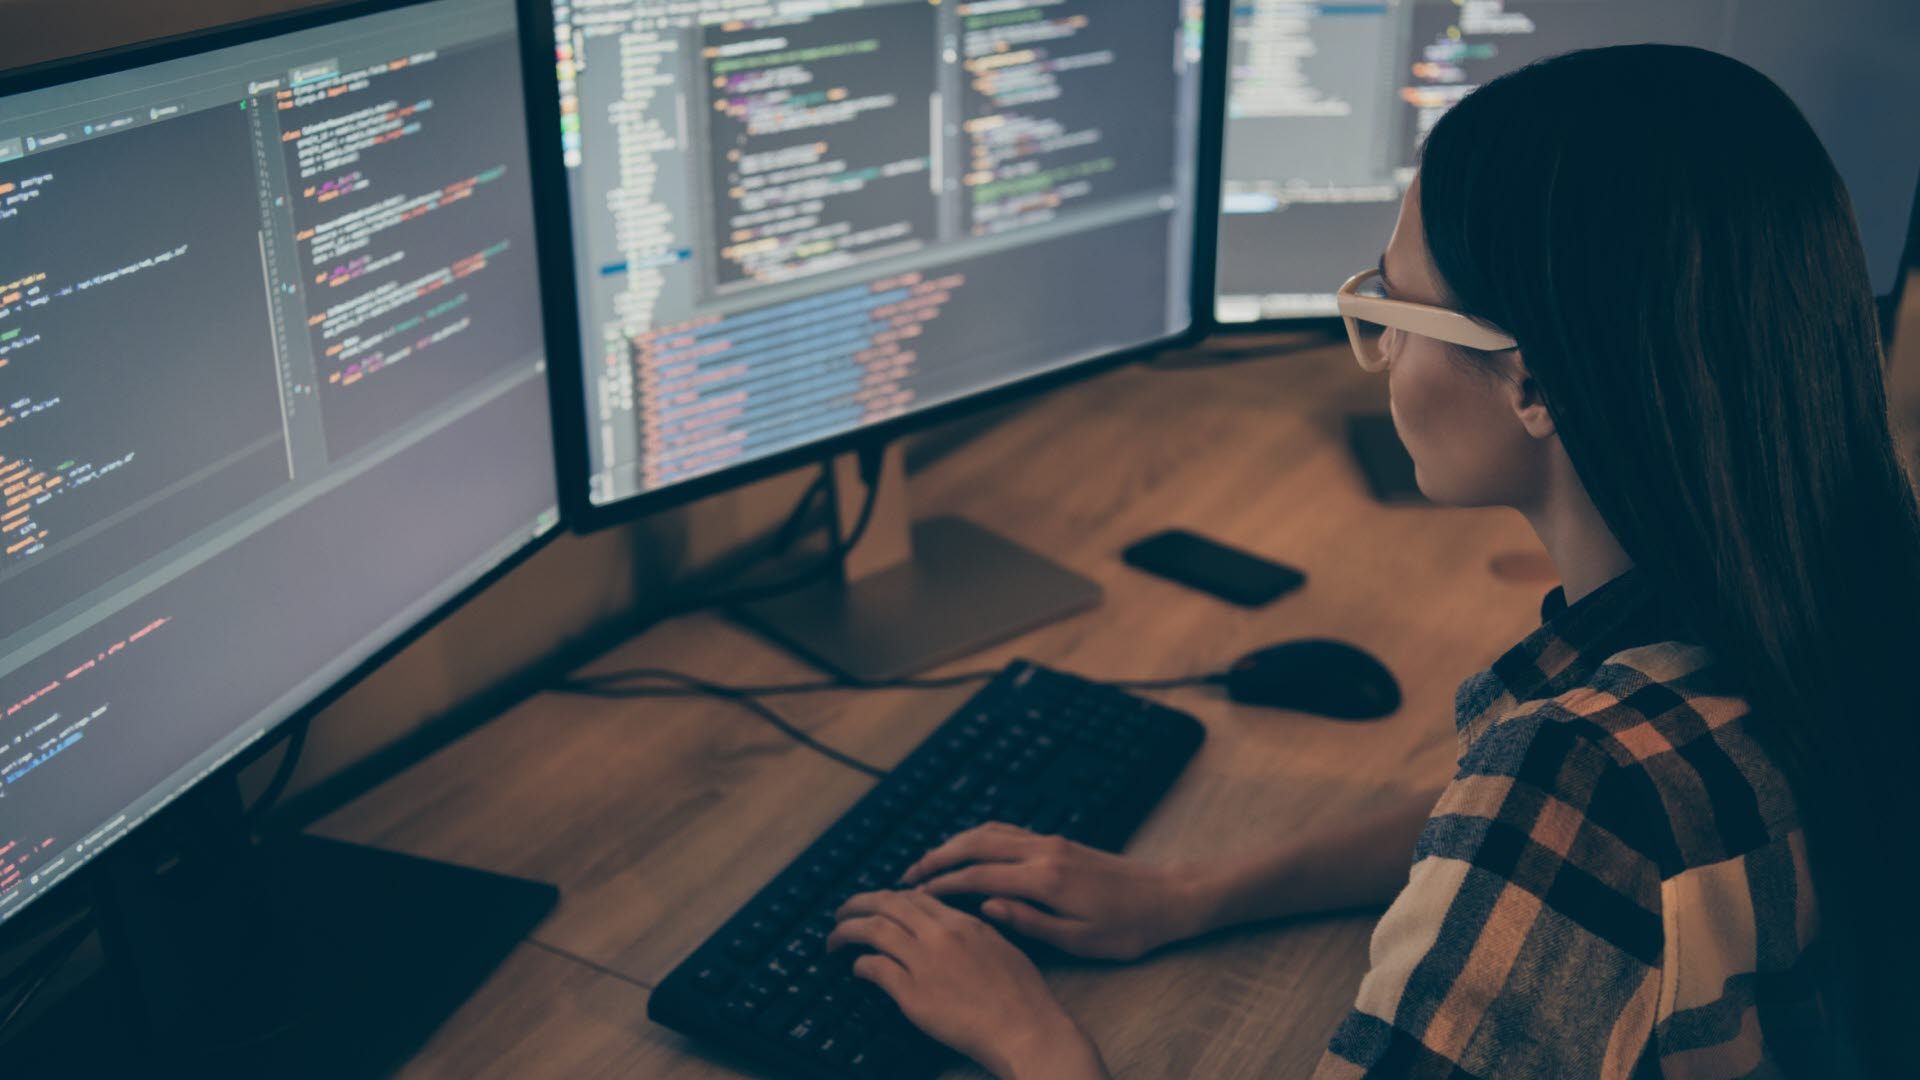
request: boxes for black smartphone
[1121,529,1306,608]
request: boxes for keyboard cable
[550,666,1227,780]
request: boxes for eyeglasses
[1335,268,1517,372]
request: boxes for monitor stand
[11,776,556,1077]
[733,446,1102,682]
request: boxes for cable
[245,460,847,831]
[765,465,832,557]
[553,665,1227,782]
[553,669,890,780]
[525,937,655,992]
[565,667,1223,696]
[244,716,311,830]
[0,918,91,1041]
[694,445,886,611]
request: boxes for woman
[827,45,1920,1078]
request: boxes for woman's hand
[899,823,1211,961]
[829,889,1107,1080]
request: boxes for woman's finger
[898,823,1036,885]
[850,953,911,998]
[836,890,924,935]
[827,913,921,965]
[980,897,1087,951]
[917,860,1059,905]
[896,884,974,931]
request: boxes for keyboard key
[784,1014,823,1047]
[692,964,734,995]
[815,984,851,1020]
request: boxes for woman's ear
[1500,351,1557,439]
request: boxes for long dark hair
[1419,44,1920,1075]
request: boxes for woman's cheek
[1386,344,1477,504]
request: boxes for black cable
[565,667,1223,696]
[0,917,91,1041]
[525,937,655,992]
[553,669,890,780]
[694,445,887,611]
[244,460,848,831]
[243,716,311,830]
[555,666,1226,781]
[765,465,832,557]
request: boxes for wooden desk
[311,342,1551,1078]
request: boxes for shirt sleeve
[1315,705,1666,1079]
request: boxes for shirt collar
[1454,569,1671,749]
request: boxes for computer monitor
[1215,0,1920,328]
[522,0,1228,678]
[0,0,560,937]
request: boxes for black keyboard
[647,660,1208,1079]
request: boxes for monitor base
[13,779,556,1078]
[734,514,1101,683]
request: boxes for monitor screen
[539,0,1215,509]
[0,0,559,923]
[1216,0,1920,325]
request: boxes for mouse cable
[552,668,891,781]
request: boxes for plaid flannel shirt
[1317,571,1830,1078]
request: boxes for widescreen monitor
[0,0,561,924]
[526,0,1226,525]
[1216,0,1920,327]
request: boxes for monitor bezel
[0,0,569,929]
[519,0,1234,534]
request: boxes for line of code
[0,103,288,641]
[959,0,1175,236]
[702,4,939,286]
[0,614,170,898]
[276,36,542,457]
[627,270,956,488]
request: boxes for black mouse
[1225,639,1401,720]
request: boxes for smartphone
[1121,529,1306,608]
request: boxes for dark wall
[0,0,332,70]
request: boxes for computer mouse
[1225,639,1401,720]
